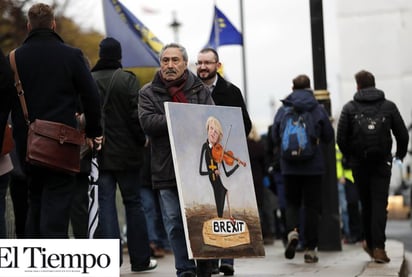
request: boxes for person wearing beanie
[98,37,122,60]
[91,37,157,272]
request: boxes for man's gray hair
[159,43,188,62]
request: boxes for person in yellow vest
[336,144,362,244]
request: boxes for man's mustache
[165,69,176,74]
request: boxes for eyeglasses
[195,61,217,66]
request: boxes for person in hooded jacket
[271,74,334,263]
[337,70,409,263]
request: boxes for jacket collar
[24,28,64,44]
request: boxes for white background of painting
[165,102,258,212]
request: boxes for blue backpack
[280,106,319,161]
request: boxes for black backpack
[351,101,391,160]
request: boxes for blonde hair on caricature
[206,116,223,142]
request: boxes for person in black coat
[246,124,265,220]
[91,37,156,272]
[196,47,252,276]
[337,70,409,263]
[197,47,251,137]
[9,3,102,238]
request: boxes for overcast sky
[57,0,340,133]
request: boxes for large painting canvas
[165,102,265,259]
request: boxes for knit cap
[99,37,122,60]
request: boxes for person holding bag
[7,3,102,238]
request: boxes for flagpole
[214,1,219,47]
[239,0,248,107]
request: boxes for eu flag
[102,0,163,67]
[206,6,243,49]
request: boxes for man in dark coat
[197,47,251,137]
[9,3,102,238]
[196,47,252,276]
[337,70,409,263]
[139,43,214,277]
[272,75,334,263]
[91,37,156,272]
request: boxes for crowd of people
[0,2,410,277]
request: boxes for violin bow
[222,125,236,221]
[220,124,232,161]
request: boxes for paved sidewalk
[120,239,406,276]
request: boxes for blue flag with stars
[206,6,243,48]
[102,0,163,67]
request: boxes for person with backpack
[337,70,409,263]
[271,74,334,263]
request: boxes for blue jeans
[158,188,196,276]
[97,169,150,267]
[140,186,170,249]
[338,181,350,237]
[0,173,10,238]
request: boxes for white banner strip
[0,239,119,277]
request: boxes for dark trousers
[352,161,391,250]
[70,172,89,238]
[25,165,76,238]
[283,175,322,250]
[0,173,9,238]
[210,178,227,218]
[9,176,28,238]
[344,179,362,241]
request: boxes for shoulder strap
[102,68,121,110]
[101,68,121,133]
[9,49,30,125]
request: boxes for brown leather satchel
[9,49,85,174]
[1,123,14,156]
[26,119,84,173]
